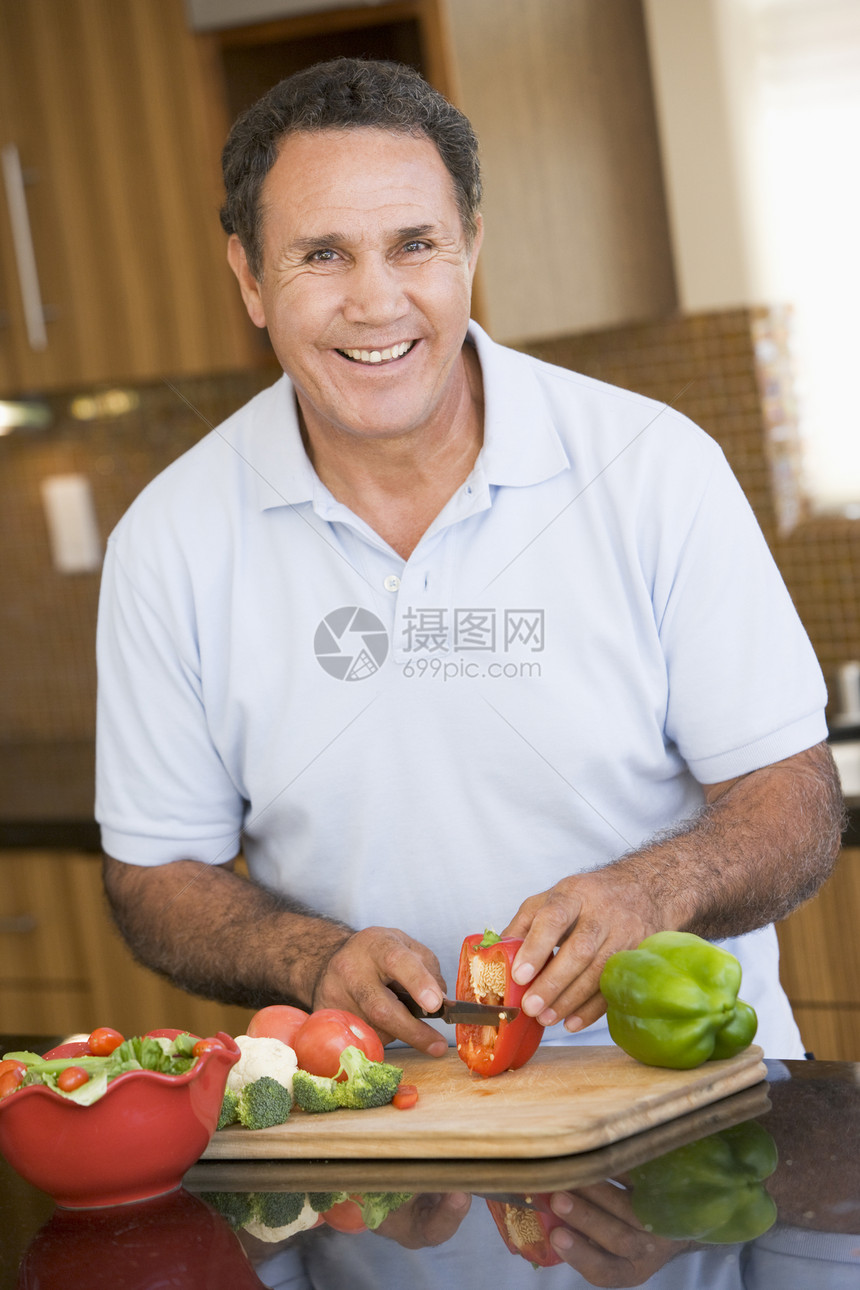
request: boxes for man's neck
[298,346,484,560]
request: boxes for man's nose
[342,255,408,325]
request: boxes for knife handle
[389,982,440,1019]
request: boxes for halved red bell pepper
[455,930,545,1077]
[485,1195,563,1266]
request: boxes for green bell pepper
[599,931,758,1069]
[630,1120,778,1244]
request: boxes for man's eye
[309,248,338,263]
[402,241,430,254]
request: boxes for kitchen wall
[2,301,858,749]
[0,370,271,742]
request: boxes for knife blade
[391,984,519,1028]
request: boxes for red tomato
[293,1009,384,1079]
[0,1062,27,1099]
[321,1197,367,1233]
[87,1026,125,1056]
[192,1037,225,1058]
[247,1005,309,1048]
[57,1066,90,1092]
[392,1083,419,1110]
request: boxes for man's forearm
[102,853,353,1010]
[613,741,845,939]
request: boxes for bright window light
[746,0,860,513]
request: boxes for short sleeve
[657,446,827,783]
[96,537,244,866]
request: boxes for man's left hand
[501,868,662,1031]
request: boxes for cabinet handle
[1,143,48,351]
[0,914,38,934]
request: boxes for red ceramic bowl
[0,1032,239,1208]
[18,1187,265,1289]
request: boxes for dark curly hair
[220,57,482,279]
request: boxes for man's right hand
[312,926,449,1055]
[102,855,449,1056]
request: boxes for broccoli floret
[292,1068,341,1113]
[217,1088,240,1130]
[308,1190,349,1212]
[252,1190,306,1230]
[360,1192,413,1230]
[333,1046,403,1110]
[236,1075,292,1130]
[200,1190,255,1229]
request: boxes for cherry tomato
[293,1009,384,1079]
[192,1037,226,1058]
[0,1063,27,1099]
[321,1197,367,1233]
[392,1083,419,1110]
[57,1066,90,1092]
[247,1005,310,1048]
[87,1026,125,1056]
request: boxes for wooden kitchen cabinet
[0,850,252,1039]
[776,845,860,1060]
[0,0,256,398]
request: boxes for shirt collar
[467,320,571,486]
[244,321,570,512]
[235,376,317,512]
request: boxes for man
[97,58,842,1060]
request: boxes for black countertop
[0,743,99,850]
[0,1037,858,1289]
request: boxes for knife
[391,984,519,1028]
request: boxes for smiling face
[228,128,483,453]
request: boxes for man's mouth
[338,340,415,364]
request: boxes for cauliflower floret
[243,1194,320,1243]
[226,1034,298,1096]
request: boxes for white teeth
[341,341,412,364]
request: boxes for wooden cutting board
[203,1043,766,1161]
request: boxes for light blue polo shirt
[96,323,826,1055]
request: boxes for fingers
[312,927,449,1056]
[547,1185,681,1285]
[503,875,659,1030]
[505,889,574,990]
[376,1192,472,1248]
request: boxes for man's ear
[227,234,267,329]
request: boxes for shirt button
[383,574,401,592]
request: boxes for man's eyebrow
[288,223,438,253]
[396,224,436,241]
[285,232,345,254]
